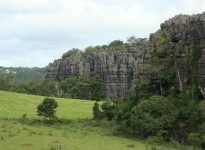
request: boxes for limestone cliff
[137,12,205,97]
[46,12,205,99]
[46,47,144,99]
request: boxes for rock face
[137,12,205,97]
[46,12,205,99]
[46,48,144,99]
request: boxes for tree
[83,46,97,56]
[60,76,79,97]
[172,92,201,142]
[23,79,43,95]
[92,102,101,120]
[90,75,105,101]
[40,79,57,96]
[37,98,58,121]
[109,40,124,47]
[60,75,105,100]
[0,73,15,90]
[62,48,80,59]
[130,95,178,137]
[127,36,147,46]
[149,53,175,96]
[71,81,91,99]
[101,101,115,120]
[108,40,127,52]
[0,66,46,82]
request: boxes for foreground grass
[0,119,145,150]
[0,91,197,150]
[0,119,191,150]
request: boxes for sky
[0,0,205,67]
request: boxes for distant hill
[0,66,46,81]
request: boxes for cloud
[0,0,204,67]
[181,0,205,14]
[0,0,60,14]
[0,0,158,46]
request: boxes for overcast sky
[0,0,205,67]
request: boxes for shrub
[37,98,58,121]
[187,133,203,147]
[130,95,178,137]
[92,102,101,120]
[62,48,80,59]
[101,101,115,120]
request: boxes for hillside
[0,90,94,119]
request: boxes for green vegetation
[0,35,203,149]
[83,46,99,56]
[187,45,201,85]
[91,43,204,149]
[156,30,170,45]
[0,66,57,98]
[92,102,101,120]
[149,53,175,96]
[0,66,46,82]
[127,36,148,49]
[94,92,204,149]
[62,48,81,59]
[0,119,183,150]
[0,70,105,101]
[130,95,178,138]
[157,37,169,45]
[0,91,94,119]
[61,36,147,60]
[0,73,15,90]
[37,98,58,121]
[60,75,105,100]
[0,91,188,150]
[0,77,58,97]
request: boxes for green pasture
[0,90,95,119]
[0,91,196,150]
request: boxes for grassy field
[0,91,196,150]
[0,119,169,150]
[0,90,94,119]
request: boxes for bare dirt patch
[21,143,34,147]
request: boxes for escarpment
[138,12,205,97]
[46,47,144,99]
[46,12,205,99]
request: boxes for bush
[101,101,115,120]
[130,95,178,137]
[37,98,58,121]
[62,48,80,59]
[187,133,204,147]
[92,102,101,120]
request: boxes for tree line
[0,66,46,82]
[0,72,105,101]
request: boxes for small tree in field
[92,102,101,120]
[37,97,58,121]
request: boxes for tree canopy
[37,97,58,121]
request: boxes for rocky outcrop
[137,12,205,97]
[46,48,144,98]
[46,12,205,99]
